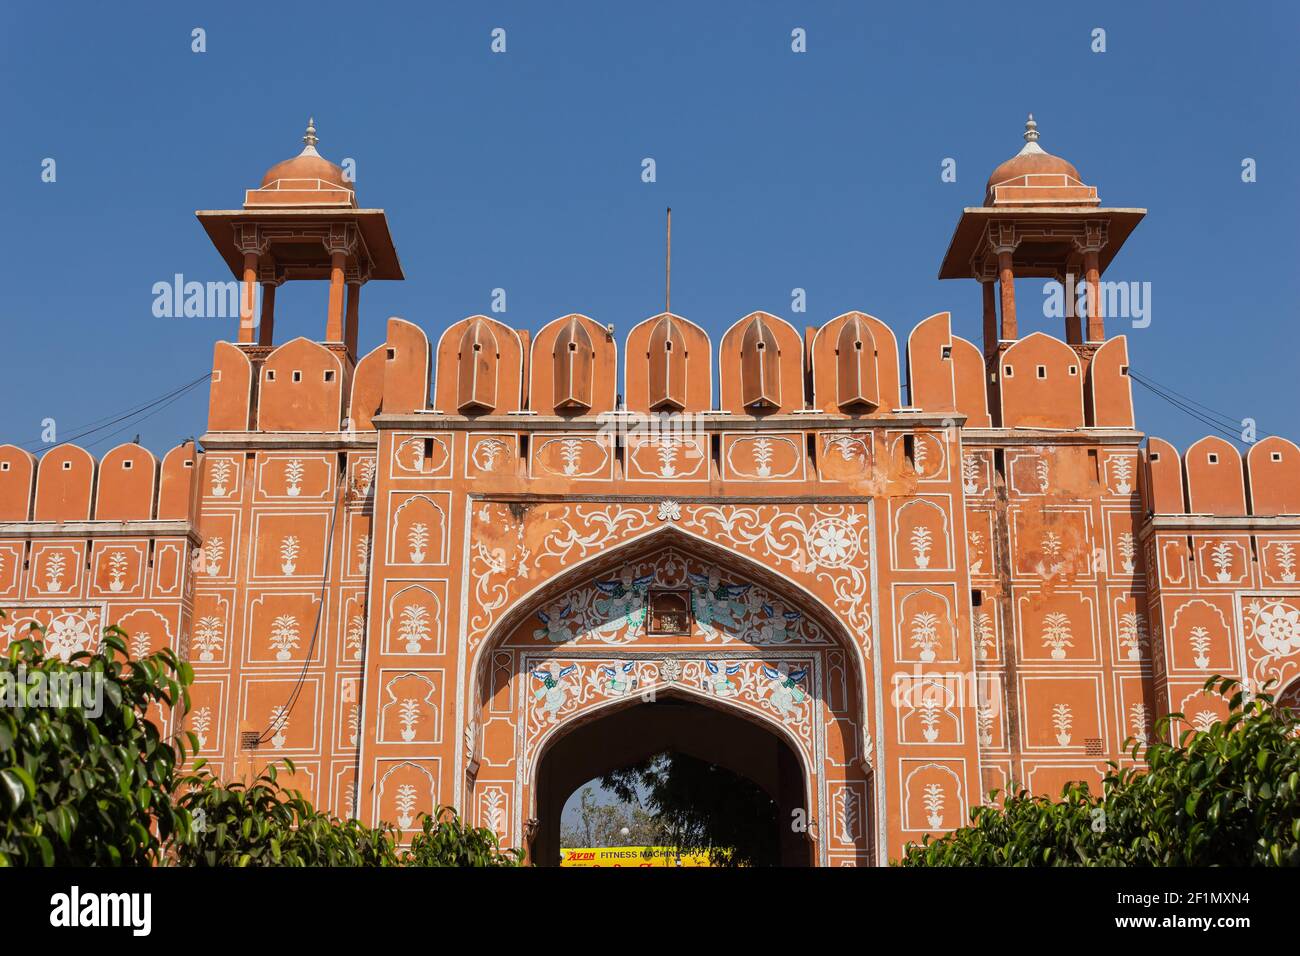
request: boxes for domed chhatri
[259,117,352,191]
[982,115,1086,201]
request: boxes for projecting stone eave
[937,206,1147,280]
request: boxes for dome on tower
[984,115,1094,207]
[260,117,351,189]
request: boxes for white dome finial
[1017,113,1045,155]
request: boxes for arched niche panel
[434,315,524,415]
[207,341,252,432]
[1184,436,1246,516]
[720,312,804,415]
[1246,437,1300,515]
[257,337,345,432]
[811,312,900,415]
[0,445,36,521]
[624,313,712,414]
[1143,437,1186,515]
[157,442,199,521]
[34,444,95,521]
[950,335,991,428]
[529,314,616,415]
[998,332,1085,429]
[905,312,956,413]
[95,444,158,521]
[1087,335,1134,428]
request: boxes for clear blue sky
[2,1,1296,455]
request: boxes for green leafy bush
[404,805,523,867]
[0,622,193,866]
[175,762,405,867]
[1,613,522,866]
[899,678,1300,867]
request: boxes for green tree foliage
[560,785,668,848]
[405,806,523,867]
[900,678,1300,867]
[0,621,193,866]
[175,763,404,866]
[0,613,521,866]
[601,751,781,866]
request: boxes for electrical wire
[17,372,212,452]
[1127,368,1262,443]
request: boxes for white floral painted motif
[203,537,224,577]
[209,458,232,497]
[1041,612,1073,660]
[284,458,304,496]
[269,614,299,661]
[280,535,300,575]
[408,523,429,563]
[108,551,129,592]
[1052,703,1073,746]
[193,615,223,662]
[923,782,945,829]
[1189,626,1212,669]
[44,552,67,592]
[1210,541,1235,583]
[400,604,431,654]
[657,499,681,521]
[910,612,940,662]
[910,526,933,569]
[961,453,980,494]
[399,699,421,742]
[1247,599,1300,657]
[1117,611,1147,661]
[395,783,418,829]
[269,706,289,749]
[44,610,98,662]
[190,706,212,750]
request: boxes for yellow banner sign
[560,846,712,867]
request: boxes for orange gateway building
[1,118,1298,867]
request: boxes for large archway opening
[534,694,809,866]
[464,527,876,866]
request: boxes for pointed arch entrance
[462,526,875,866]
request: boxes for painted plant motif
[280,535,300,575]
[394,783,418,829]
[193,615,223,662]
[752,437,774,478]
[1117,532,1136,574]
[1110,455,1133,495]
[203,537,224,577]
[1118,611,1147,661]
[1189,626,1212,669]
[130,631,151,659]
[1276,542,1297,583]
[910,526,933,569]
[44,552,67,592]
[910,612,940,662]
[961,453,980,494]
[269,705,289,749]
[1041,612,1073,660]
[346,614,365,660]
[284,458,304,496]
[1129,703,1152,747]
[974,611,995,661]
[269,614,300,661]
[399,604,431,654]
[399,698,421,742]
[108,551,129,592]
[1210,541,1235,583]
[209,458,232,497]
[190,706,212,750]
[355,534,371,574]
[1052,703,1073,747]
[408,523,429,563]
[43,610,98,662]
[923,782,945,829]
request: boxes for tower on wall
[938,115,1145,362]
[196,119,404,361]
